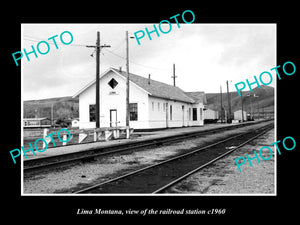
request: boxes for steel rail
[152,126,273,193]
[24,120,273,173]
[73,122,274,194]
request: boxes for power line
[102,53,125,69]
[23,35,175,72]
[104,48,125,59]
[110,38,125,52]
[23,35,89,47]
[105,49,170,71]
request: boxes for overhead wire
[23,35,173,72]
[104,49,171,71]
[23,35,91,47]
[109,38,126,52]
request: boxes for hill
[23,85,274,121]
[23,96,79,120]
[205,85,274,114]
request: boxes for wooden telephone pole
[86,31,110,128]
[241,90,244,122]
[126,31,130,139]
[226,80,232,123]
[171,64,177,86]
[220,85,224,123]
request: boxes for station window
[89,104,96,122]
[199,108,203,120]
[193,108,197,121]
[170,105,172,120]
[163,103,166,112]
[129,103,138,121]
[152,102,155,111]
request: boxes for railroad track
[74,122,274,194]
[24,120,273,173]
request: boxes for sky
[21,23,276,100]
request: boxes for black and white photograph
[3,5,298,221]
[21,23,276,195]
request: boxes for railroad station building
[73,67,206,129]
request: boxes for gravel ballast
[23,122,274,194]
[165,129,275,194]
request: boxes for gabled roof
[185,92,207,104]
[73,67,197,103]
[112,68,195,103]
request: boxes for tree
[56,107,70,120]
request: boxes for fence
[23,126,134,150]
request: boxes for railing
[23,126,134,150]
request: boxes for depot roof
[185,92,207,104]
[73,67,203,104]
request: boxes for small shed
[203,108,219,123]
[204,108,219,120]
[233,110,247,122]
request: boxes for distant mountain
[23,85,274,121]
[23,96,79,120]
[205,85,274,114]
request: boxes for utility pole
[171,63,177,87]
[257,103,260,120]
[86,31,110,129]
[226,80,232,123]
[254,94,259,120]
[241,90,244,122]
[250,96,253,120]
[220,85,223,123]
[126,31,130,139]
[51,103,54,126]
[95,32,100,129]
